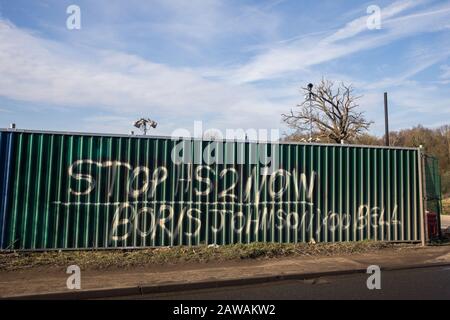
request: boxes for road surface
[125,266,450,300]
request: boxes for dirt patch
[0,242,416,272]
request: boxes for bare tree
[282,79,373,144]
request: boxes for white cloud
[365,44,450,90]
[0,19,286,135]
[325,0,425,43]
[441,65,450,79]
[93,0,281,44]
[226,1,450,84]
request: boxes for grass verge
[0,241,414,272]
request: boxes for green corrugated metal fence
[0,129,426,250]
[424,155,443,236]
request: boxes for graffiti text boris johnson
[53,159,402,244]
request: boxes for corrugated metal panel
[0,130,424,250]
[424,155,443,236]
[0,131,14,249]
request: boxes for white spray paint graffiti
[56,159,403,244]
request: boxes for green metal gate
[424,155,443,237]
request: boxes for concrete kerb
[4,262,450,300]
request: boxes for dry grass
[0,241,413,272]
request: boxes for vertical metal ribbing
[417,148,426,246]
[265,143,270,243]
[315,146,321,243]
[330,147,336,242]
[220,141,227,245]
[358,148,363,241]
[386,149,391,241]
[352,147,357,242]
[128,138,136,248]
[308,145,313,243]
[359,148,364,241]
[104,137,113,248]
[84,136,93,248]
[157,138,165,247]
[293,145,298,242]
[0,133,14,249]
[30,134,42,249]
[297,145,301,242]
[124,137,131,248]
[285,144,291,243]
[373,149,378,241]
[148,139,155,246]
[233,141,239,244]
[72,136,81,249]
[110,137,120,248]
[52,136,62,248]
[285,143,290,243]
[406,151,411,241]
[149,138,157,246]
[244,142,250,244]
[338,147,343,242]
[399,150,404,241]
[344,147,350,241]
[269,143,275,244]
[226,141,233,245]
[160,139,168,246]
[174,139,182,246]
[41,135,53,249]
[237,141,244,245]
[93,137,103,248]
[61,136,70,248]
[0,133,5,249]
[292,143,298,243]
[212,140,219,245]
[168,139,176,247]
[324,146,329,242]
[412,151,418,241]
[393,150,398,241]
[278,143,284,244]
[9,134,22,249]
[301,145,306,242]
[252,142,259,243]
[139,137,146,247]
[280,143,285,243]
[22,134,35,249]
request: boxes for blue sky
[0,0,449,137]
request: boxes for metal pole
[307,83,314,142]
[384,92,390,146]
[309,96,312,142]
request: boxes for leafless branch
[282,79,373,143]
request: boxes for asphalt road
[130,266,450,300]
